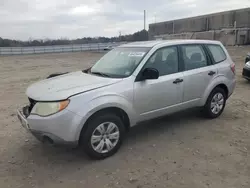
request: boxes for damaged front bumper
[17,105,79,147]
[17,106,30,130]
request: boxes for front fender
[70,94,137,141]
[86,94,137,124]
[200,75,230,106]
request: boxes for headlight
[31,100,69,116]
[245,61,250,68]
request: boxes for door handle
[173,78,183,84]
[208,71,216,76]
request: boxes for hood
[26,71,122,101]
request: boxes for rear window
[207,44,227,64]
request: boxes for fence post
[11,47,13,55]
[72,45,73,52]
[234,21,237,46]
[206,18,209,31]
[173,21,175,34]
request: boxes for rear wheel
[203,87,226,118]
[80,113,125,159]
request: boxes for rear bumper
[228,78,236,98]
[242,67,250,80]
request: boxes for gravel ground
[0,46,250,188]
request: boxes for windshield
[90,47,150,78]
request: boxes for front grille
[28,98,37,113]
[22,106,30,118]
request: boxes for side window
[207,44,227,64]
[144,46,178,76]
[181,45,208,71]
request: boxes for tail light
[230,63,236,75]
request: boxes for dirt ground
[0,46,250,188]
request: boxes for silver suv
[17,40,236,159]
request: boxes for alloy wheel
[91,122,120,153]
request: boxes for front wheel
[80,113,125,159]
[203,87,226,118]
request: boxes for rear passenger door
[180,44,217,106]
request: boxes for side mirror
[141,68,159,80]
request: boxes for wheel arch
[74,94,137,142]
[78,106,131,144]
[215,84,229,99]
[201,77,230,105]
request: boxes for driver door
[133,46,184,122]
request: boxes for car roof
[119,39,221,48]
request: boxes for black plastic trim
[202,44,214,66]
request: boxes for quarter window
[207,44,227,63]
[181,45,208,71]
[144,46,179,76]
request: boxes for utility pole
[144,10,146,30]
[119,31,121,42]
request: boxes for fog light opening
[43,136,54,145]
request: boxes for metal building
[149,8,250,45]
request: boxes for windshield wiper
[91,71,110,77]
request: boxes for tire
[203,87,226,119]
[80,113,125,159]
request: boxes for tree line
[0,30,148,47]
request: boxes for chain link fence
[0,42,126,55]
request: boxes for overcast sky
[0,0,249,40]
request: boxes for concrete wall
[155,28,249,46]
[149,8,250,45]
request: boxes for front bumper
[242,66,250,80]
[17,106,81,146]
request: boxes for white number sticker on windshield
[128,52,145,57]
